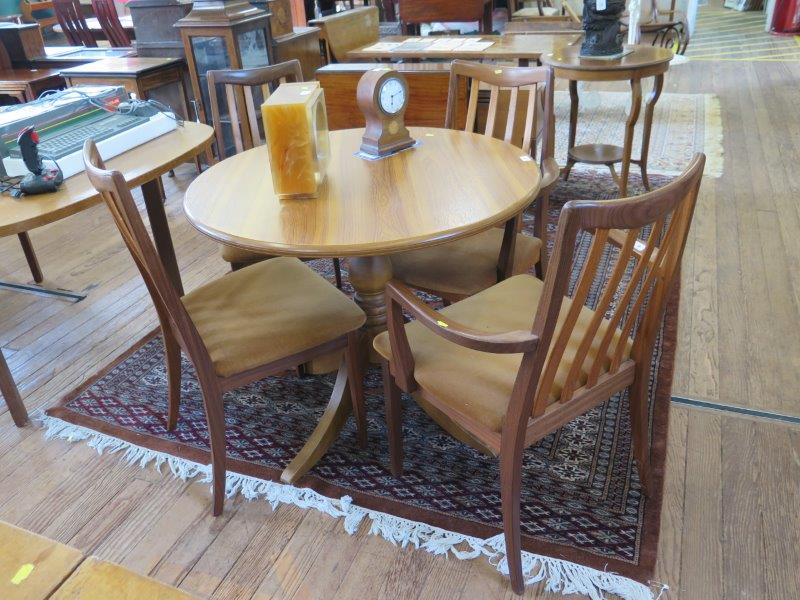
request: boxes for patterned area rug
[43,171,677,600]
[554,90,723,178]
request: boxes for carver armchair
[390,60,558,302]
[83,140,366,516]
[376,154,705,593]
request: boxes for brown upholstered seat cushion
[373,275,631,432]
[220,243,272,265]
[390,229,542,299]
[183,257,365,378]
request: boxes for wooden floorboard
[1,4,799,598]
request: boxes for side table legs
[347,255,393,362]
[620,78,643,198]
[1,349,27,427]
[638,73,664,191]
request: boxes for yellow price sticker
[11,563,35,585]
[436,320,449,328]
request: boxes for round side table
[541,45,672,197]
[183,127,542,359]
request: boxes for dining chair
[375,154,705,594]
[90,0,131,47]
[20,0,59,30]
[82,140,367,516]
[390,60,558,303]
[308,6,379,64]
[207,60,343,287]
[398,0,492,34]
[53,0,96,47]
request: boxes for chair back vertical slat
[484,85,499,137]
[559,228,640,402]
[585,219,664,386]
[243,87,262,147]
[520,84,537,155]
[90,0,131,47]
[53,0,97,46]
[532,229,609,415]
[503,87,519,144]
[464,78,480,133]
[206,60,304,160]
[225,84,245,155]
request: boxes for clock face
[378,78,406,116]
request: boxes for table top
[347,33,581,62]
[0,122,213,237]
[60,56,185,77]
[541,44,673,73]
[183,127,542,258]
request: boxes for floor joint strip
[671,395,800,425]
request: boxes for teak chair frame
[393,61,556,303]
[446,61,558,274]
[83,140,366,516]
[206,60,343,286]
[53,0,97,47]
[90,0,131,47]
[381,154,706,593]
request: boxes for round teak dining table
[183,127,542,359]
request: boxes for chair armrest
[385,280,540,354]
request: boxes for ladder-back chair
[53,0,96,46]
[91,0,131,47]
[83,140,367,515]
[207,60,343,286]
[376,154,705,593]
[390,60,557,303]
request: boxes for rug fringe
[38,413,666,600]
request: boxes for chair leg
[0,350,28,427]
[17,232,43,284]
[382,359,404,477]
[201,386,227,516]
[533,191,549,279]
[628,366,653,497]
[345,331,367,448]
[333,258,343,289]
[500,451,525,595]
[164,328,182,431]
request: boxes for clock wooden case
[357,68,415,158]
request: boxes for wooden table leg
[281,358,351,483]
[638,73,664,191]
[17,232,43,283]
[619,78,643,198]
[347,255,392,361]
[141,179,184,296]
[0,349,28,426]
[564,79,579,180]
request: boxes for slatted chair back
[444,60,555,171]
[20,0,58,30]
[206,60,303,160]
[91,0,131,47]
[82,140,214,375]
[309,6,379,63]
[517,153,705,424]
[53,0,96,46]
[399,0,486,28]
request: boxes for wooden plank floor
[1,6,799,599]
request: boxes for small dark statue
[581,0,626,58]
